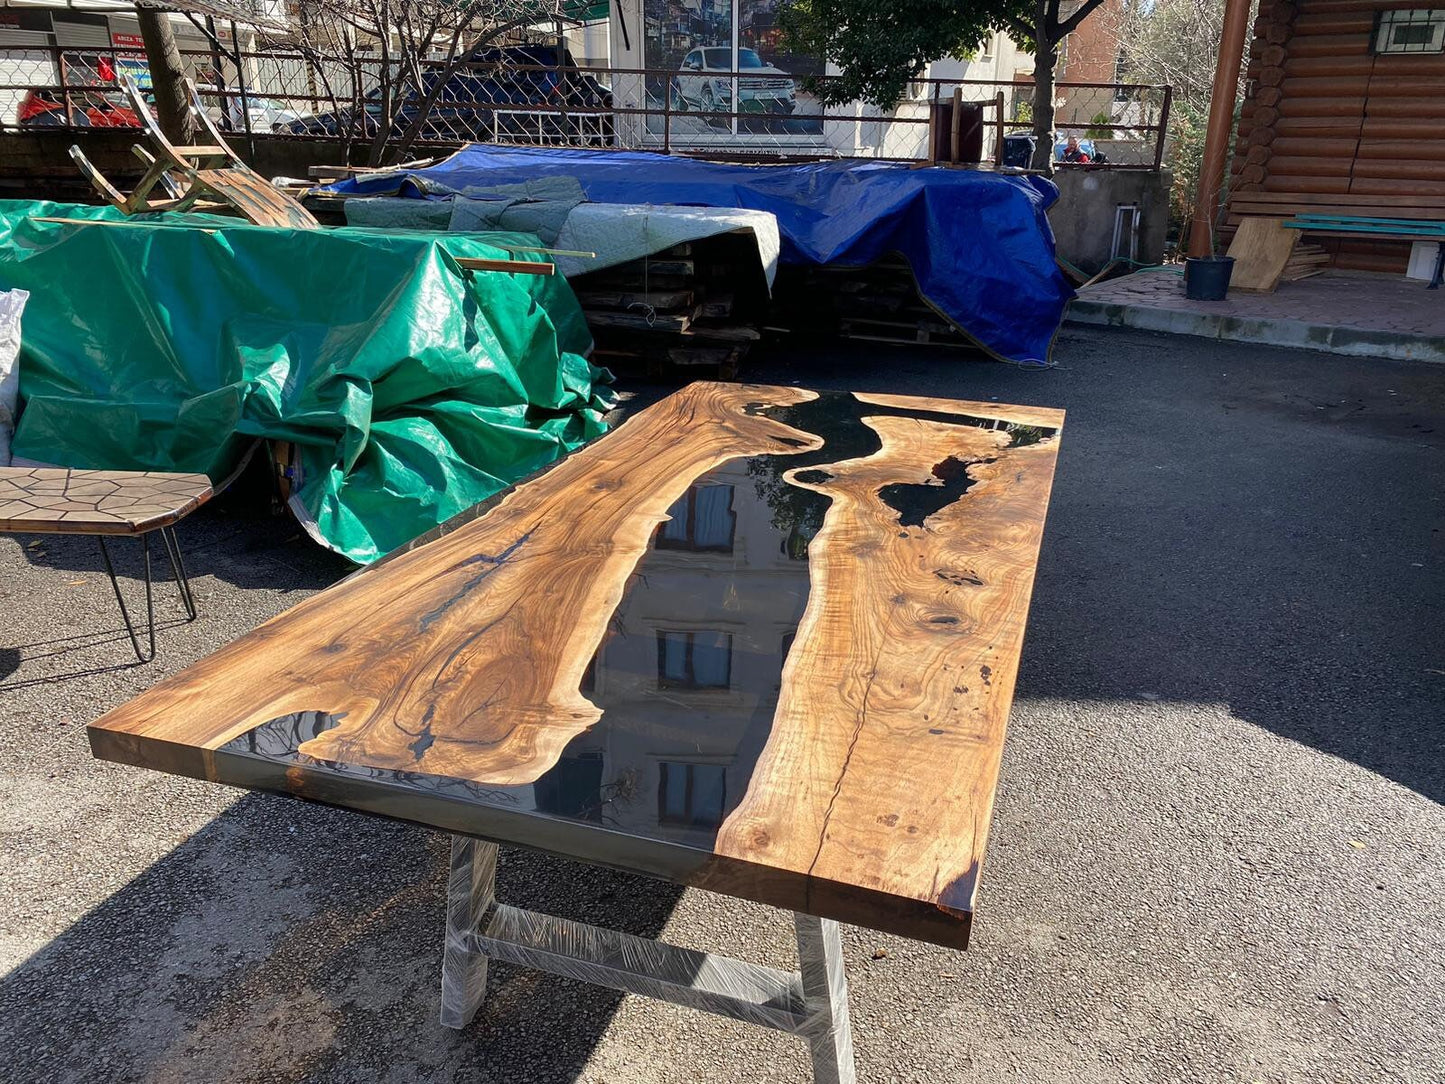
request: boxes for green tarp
[0,200,612,563]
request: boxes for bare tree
[1112,0,1249,112]
[1109,0,1255,228]
[279,0,563,166]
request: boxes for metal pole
[57,45,74,127]
[950,85,962,164]
[1153,83,1172,171]
[1188,0,1251,257]
[995,90,1005,168]
[230,20,255,160]
[205,14,223,126]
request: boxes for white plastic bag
[0,288,27,466]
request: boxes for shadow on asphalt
[0,791,686,1082]
[2,333,1440,1081]
[738,336,1445,808]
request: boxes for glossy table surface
[89,383,1064,948]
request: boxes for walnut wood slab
[89,383,1063,949]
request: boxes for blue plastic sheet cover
[331,145,1075,365]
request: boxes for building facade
[1227,0,1445,271]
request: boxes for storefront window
[643,0,823,142]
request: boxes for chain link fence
[1,43,1169,168]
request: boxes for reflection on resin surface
[217,391,1059,855]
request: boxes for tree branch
[1056,0,1110,39]
[1002,13,1036,42]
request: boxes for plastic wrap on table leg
[794,914,857,1083]
[472,899,813,1033]
[438,833,856,1076]
[439,835,496,1028]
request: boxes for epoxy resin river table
[89,384,1063,1081]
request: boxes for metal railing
[0,44,1171,169]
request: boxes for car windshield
[738,49,766,68]
[702,48,732,68]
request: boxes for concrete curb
[1066,298,1445,364]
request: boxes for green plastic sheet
[0,200,612,563]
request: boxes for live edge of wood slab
[88,382,1064,950]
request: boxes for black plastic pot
[1183,255,1235,300]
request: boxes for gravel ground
[1,326,1441,1084]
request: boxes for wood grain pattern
[0,468,213,535]
[87,383,1063,946]
[713,409,1060,922]
[1226,216,1300,291]
[90,384,822,784]
[853,391,1066,430]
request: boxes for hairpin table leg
[159,526,197,621]
[96,526,199,662]
[97,532,155,663]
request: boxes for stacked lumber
[769,260,979,349]
[572,237,765,380]
[1281,242,1329,282]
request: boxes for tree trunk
[137,8,194,144]
[1030,23,1057,173]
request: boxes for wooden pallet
[572,237,766,380]
[770,260,980,350]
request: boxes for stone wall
[1049,168,1171,274]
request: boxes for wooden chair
[70,77,318,229]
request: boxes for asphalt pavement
[1,326,1441,1083]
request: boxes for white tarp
[544,203,780,284]
[344,194,781,288]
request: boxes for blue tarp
[330,146,1074,365]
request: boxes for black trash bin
[1184,256,1235,300]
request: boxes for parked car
[283,45,612,145]
[17,88,141,128]
[669,46,796,118]
[195,86,303,134]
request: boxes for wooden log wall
[1228,0,1445,272]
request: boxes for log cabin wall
[1228,0,1445,272]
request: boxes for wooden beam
[452,256,556,276]
[1191,0,1258,257]
[29,216,220,233]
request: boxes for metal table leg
[795,914,857,1084]
[440,836,496,1028]
[440,835,858,1083]
[96,525,198,663]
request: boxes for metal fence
[0,44,1170,169]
